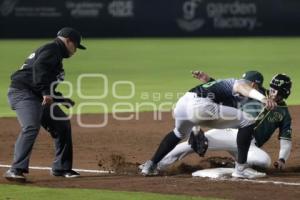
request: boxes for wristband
[249,89,266,103]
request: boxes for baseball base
[192,168,235,178]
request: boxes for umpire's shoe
[4,169,26,182]
[140,160,159,176]
[232,163,266,179]
[51,169,80,178]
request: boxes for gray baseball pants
[173,92,255,139]
[7,87,73,173]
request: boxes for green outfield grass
[0,37,299,117]
[0,184,218,200]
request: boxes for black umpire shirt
[10,38,69,98]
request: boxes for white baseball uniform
[157,128,271,170]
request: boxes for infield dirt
[1,106,300,200]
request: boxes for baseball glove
[188,129,208,157]
[53,91,75,109]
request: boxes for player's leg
[209,105,265,178]
[5,88,42,180]
[196,104,259,178]
[192,103,265,178]
[192,103,254,164]
[201,129,271,169]
[41,105,79,178]
[247,143,271,169]
[157,141,194,171]
[172,127,271,171]
[157,128,238,171]
[205,129,238,151]
[147,94,221,170]
[141,93,196,175]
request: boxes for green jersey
[243,100,292,147]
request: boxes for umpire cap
[242,71,264,87]
[57,27,86,50]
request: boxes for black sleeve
[32,48,59,96]
[208,77,215,82]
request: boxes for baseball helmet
[269,74,292,99]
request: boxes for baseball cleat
[51,169,80,178]
[139,162,164,172]
[4,169,26,182]
[140,160,159,176]
[138,163,144,170]
[232,163,266,179]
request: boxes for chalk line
[0,164,113,174]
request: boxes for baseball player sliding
[150,71,292,173]
[141,70,277,179]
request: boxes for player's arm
[33,48,60,105]
[233,80,277,110]
[274,110,292,170]
[33,48,59,96]
[274,139,292,170]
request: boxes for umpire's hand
[42,95,54,105]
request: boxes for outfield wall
[1,0,300,37]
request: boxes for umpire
[4,27,86,181]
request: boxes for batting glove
[273,158,285,170]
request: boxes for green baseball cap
[242,71,264,87]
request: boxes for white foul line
[0,164,114,174]
[236,178,300,186]
[1,164,299,186]
[214,177,300,186]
